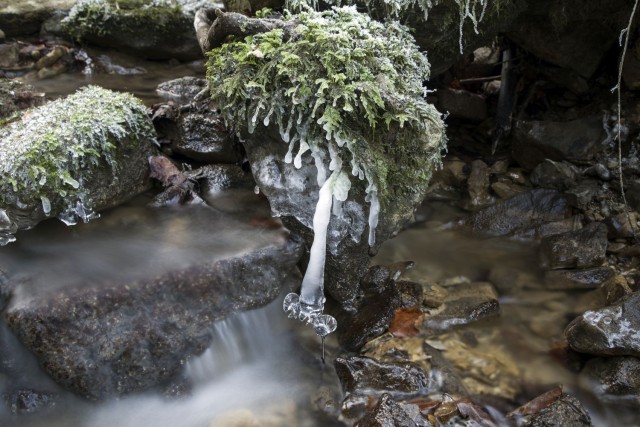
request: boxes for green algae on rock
[62,0,203,60]
[0,85,156,244]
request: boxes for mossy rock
[0,0,76,37]
[62,0,211,60]
[0,78,46,127]
[206,7,446,305]
[0,85,156,244]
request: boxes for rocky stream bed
[1,0,640,426]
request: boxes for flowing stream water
[0,56,633,426]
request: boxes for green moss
[207,7,445,217]
[62,0,187,42]
[0,86,154,214]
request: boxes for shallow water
[2,58,637,426]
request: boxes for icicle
[41,196,51,216]
[311,149,327,187]
[284,137,298,164]
[283,170,339,338]
[263,104,275,127]
[294,141,310,169]
[365,184,380,246]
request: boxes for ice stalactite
[283,169,340,339]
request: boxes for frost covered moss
[0,85,154,216]
[62,0,186,43]
[207,7,446,240]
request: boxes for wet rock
[466,159,493,209]
[153,99,240,164]
[0,78,46,121]
[489,265,541,292]
[437,88,487,122]
[335,356,430,398]
[511,116,606,170]
[2,388,56,414]
[605,212,639,239]
[0,86,156,244]
[156,77,208,103]
[4,226,304,399]
[539,222,608,270]
[465,189,571,237]
[195,164,259,213]
[0,0,76,37]
[423,282,500,332]
[600,275,634,305]
[355,394,417,427]
[338,285,400,352]
[0,29,4,41]
[507,0,618,79]
[512,216,582,241]
[491,181,529,199]
[62,0,204,61]
[545,267,615,290]
[362,335,467,397]
[566,291,640,357]
[396,281,424,309]
[508,388,592,427]
[584,163,611,181]
[564,180,600,211]
[579,356,640,407]
[529,159,580,191]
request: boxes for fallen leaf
[508,385,563,418]
[389,307,424,337]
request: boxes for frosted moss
[207,7,445,335]
[0,85,154,223]
[62,0,186,42]
[285,0,495,52]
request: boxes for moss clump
[62,0,186,42]
[0,85,154,216]
[207,6,445,238]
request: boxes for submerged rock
[423,282,500,331]
[2,388,57,414]
[539,222,608,270]
[0,86,156,245]
[545,267,615,290]
[62,0,207,60]
[3,208,303,399]
[565,292,640,358]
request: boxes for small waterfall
[185,305,284,383]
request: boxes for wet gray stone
[508,392,592,427]
[2,388,57,414]
[4,229,304,400]
[465,189,571,237]
[355,394,417,427]
[565,292,640,357]
[423,282,500,331]
[605,212,639,239]
[511,116,606,170]
[579,356,640,408]
[539,222,608,270]
[335,356,429,398]
[153,99,240,164]
[156,77,209,104]
[545,267,615,290]
[529,159,580,191]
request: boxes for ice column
[283,171,338,338]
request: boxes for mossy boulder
[0,0,76,37]
[61,0,214,60]
[0,78,46,127]
[0,85,156,244]
[206,7,446,306]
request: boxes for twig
[615,0,639,241]
[458,75,501,85]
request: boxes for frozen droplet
[254,186,260,195]
[41,196,51,215]
[312,314,337,337]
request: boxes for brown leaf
[508,385,563,418]
[389,307,424,337]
